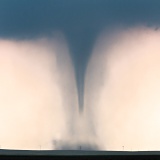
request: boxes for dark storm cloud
[0,0,160,111]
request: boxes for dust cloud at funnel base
[85,26,160,151]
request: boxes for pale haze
[0,37,78,150]
[85,26,160,151]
